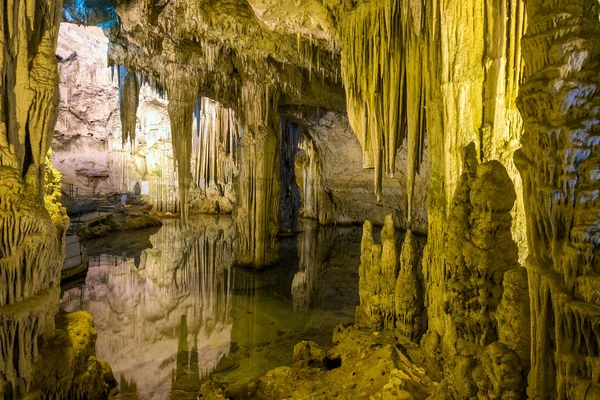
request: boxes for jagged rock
[516,0,600,397]
[293,341,327,369]
[34,311,116,399]
[245,324,437,399]
[357,215,426,335]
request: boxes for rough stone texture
[0,3,109,398]
[428,144,526,399]
[34,311,116,399]
[242,324,438,400]
[54,24,241,214]
[516,0,600,398]
[296,112,429,233]
[356,215,426,336]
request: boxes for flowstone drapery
[516,0,600,397]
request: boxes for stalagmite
[431,143,526,399]
[356,216,398,331]
[395,230,425,341]
[420,0,528,366]
[516,0,600,397]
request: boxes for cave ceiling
[102,0,350,117]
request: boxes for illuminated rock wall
[0,4,109,399]
[296,111,429,233]
[517,0,600,397]
[54,23,240,214]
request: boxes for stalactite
[119,67,140,147]
[341,0,425,208]
[295,135,334,225]
[191,97,241,214]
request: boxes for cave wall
[296,111,429,233]
[0,3,111,398]
[516,0,600,397]
[54,23,240,214]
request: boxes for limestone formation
[234,80,282,268]
[395,230,425,341]
[0,1,111,397]
[516,0,600,397]
[357,215,425,335]
[431,143,526,399]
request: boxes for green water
[60,216,361,399]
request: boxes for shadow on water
[60,216,362,399]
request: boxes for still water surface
[60,216,361,399]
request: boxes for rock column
[517,0,600,397]
[234,80,281,268]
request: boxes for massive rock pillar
[517,1,600,398]
[234,81,281,268]
[165,68,200,223]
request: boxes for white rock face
[54,23,119,197]
[54,23,239,215]
[297,112,429,232]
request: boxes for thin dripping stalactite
[192,97,241,203]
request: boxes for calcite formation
[431,144,525,399]
[0,1,111,398]
[516,0,600,397]
[356,215,425,334]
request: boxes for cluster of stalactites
[118,67,141,147]
[341,0,425,216]
[192,97,241,192]
[356,215,424,339]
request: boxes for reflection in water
[61,217,360,399]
